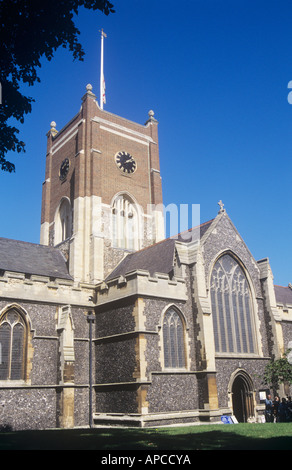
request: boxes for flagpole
[99,29,106,109]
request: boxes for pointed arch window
[55,198,72,245]
[210,253,257,354]
[0,309,27,380]
[163,308,186,369]
[111,194,139,250]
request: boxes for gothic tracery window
[0,309,27,380]
[163,308,186,369]
[210,253,257,354]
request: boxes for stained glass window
[210,254,256,354]
[0,309,26,380]
[163,308,186,368]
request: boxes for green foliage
[262,349,292,390]
[0,0,115,172]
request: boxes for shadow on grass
[0,425,292,450]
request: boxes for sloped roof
[106,219,215,282]
[274,285,292,306]
[106,238,176,281]
[172,219,214,243]
[0,238,72,280]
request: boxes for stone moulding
[92,407,230,428]
[96,269,187,305]
[0,270,95,307]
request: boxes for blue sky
[1,0,292,286]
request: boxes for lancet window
[163,308,186,369]
[0,308,27,380]
[55,198,72,245]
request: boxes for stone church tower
[40,84,164,283]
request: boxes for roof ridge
[125,236,175,257]
[125,218,215,257]
[0,237,50,249]
[171,218,214,238]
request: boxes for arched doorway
[231,371,255,423]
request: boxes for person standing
[273,396,280,422]
[278,398,288,422]
[287,397,292,422]
[265,394,274,423]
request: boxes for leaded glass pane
[177,321,184,368]
[210,254,256,354]
[11,323,24,380]
[211,289,220,351]
[218,290,226,351]
[0,323,10,380]
[245,295,255,353]
[163,317,170,368]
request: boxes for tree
[262,350,292,392]
[0,0,115,172]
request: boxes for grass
[0,423,292,450]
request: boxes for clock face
[59,158,70,181]
[115,151,137,174]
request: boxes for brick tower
[40,84,164,283]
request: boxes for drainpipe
[87,311,95,428]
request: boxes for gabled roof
[0,238,72,280]
[274,285,292,306]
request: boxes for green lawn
[0,423,292,450]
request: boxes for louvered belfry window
[112,194,139,250]
[0,309,26,380]
[163,308,186,368]
[210,254,256,354]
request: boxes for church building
[0,84,291,430]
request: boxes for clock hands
[115,151,137,174]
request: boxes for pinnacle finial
[145,109,158,125]
[49,121,58,136]
[82,83,96,102]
